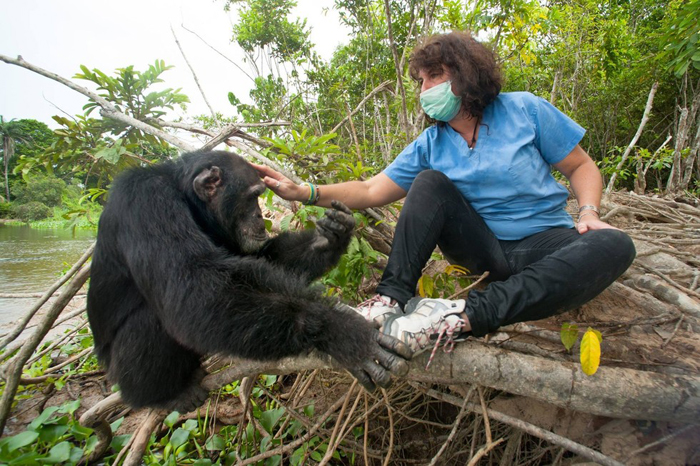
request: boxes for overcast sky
[0,0,350,128]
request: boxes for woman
[253,31,636,360]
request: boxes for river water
[0,224,95,326]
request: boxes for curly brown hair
[409,31,502,119]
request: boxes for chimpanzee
[86,150,411,412]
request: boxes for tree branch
[0,54,197,152]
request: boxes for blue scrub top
[383,91,585,240]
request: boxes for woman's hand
[251,163,305,202]
[576,214,619,234]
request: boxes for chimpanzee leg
[109,307,208,412]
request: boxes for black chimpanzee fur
[87,150,411,412]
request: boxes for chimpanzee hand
[312,200,355,251]
[346,331,413,392]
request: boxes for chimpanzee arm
[258,201,355,282]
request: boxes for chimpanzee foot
[156,369,209,413]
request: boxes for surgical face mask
[419,80,462,122]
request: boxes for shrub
[13,201,53,222]
[0,202,12,219]
[11,175,66,207]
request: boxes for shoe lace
[425,317,464,370]
[357,295,391,316]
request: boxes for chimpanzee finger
[319,218,351,235]
[362,360,393,388]
[375,332,414,360]
[372,344,410,377]
[325,208,355,230]
[347,366,377,392]
[330,200,353,215]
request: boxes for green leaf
[28,407,59,431]
[38,424,70,444]
[163,411,180,428]
[58,399,81,416]
[38,441,71,464]
[560,323,579,351]
[110,416,125,432]
[110,434,132,453]
[418,275,434,298]
[8,451,41,465]
[205,434,226,451]
[303,403,315,418]
[580,328,602,376]
[4,431,39,452]
[169,428,190,449]
[70,423,93,441]
[259,408,285,433]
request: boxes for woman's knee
[588,229,636,269]
[408,170,459,201]
[412,170,452,190]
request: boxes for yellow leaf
[580,328,602,376]
[418,275,434,298]
[445,265,469,275]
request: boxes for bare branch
[606,81,659,193]
[171,26,220,128]
[413,383,626,466]
[181,23,256,83]
[331,81,393,135]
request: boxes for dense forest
[0,0,698,464]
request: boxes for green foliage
[229,74,306,128]
[0,201,12,218]
[323,234,383,301]
[75,60,189,137]
[10,61,187,192]
[230,0,312,61]
[0,399,105,465]
[12,201,52,222]
[264,130,342,178]
[659,0,700,76]
[11,175,66,207]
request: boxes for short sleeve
[533,97,586,165]
[382,130,431,191]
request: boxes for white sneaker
[382,298,467,368]
[354,294,403,328]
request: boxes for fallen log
[409,340,700,423]
[198,339,700,423]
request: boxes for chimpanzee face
[192,153,268,253]
[224,179,267,253]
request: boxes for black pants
[376,170,636,337]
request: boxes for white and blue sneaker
[354,294,404,328]
[382,298,467,367]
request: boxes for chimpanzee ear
[193,166,224,202]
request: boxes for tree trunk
[667,78,700,192]
[681,94,700,190]
[382,0,410,140]
[605,81,658,194]
[2,136,12,201]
